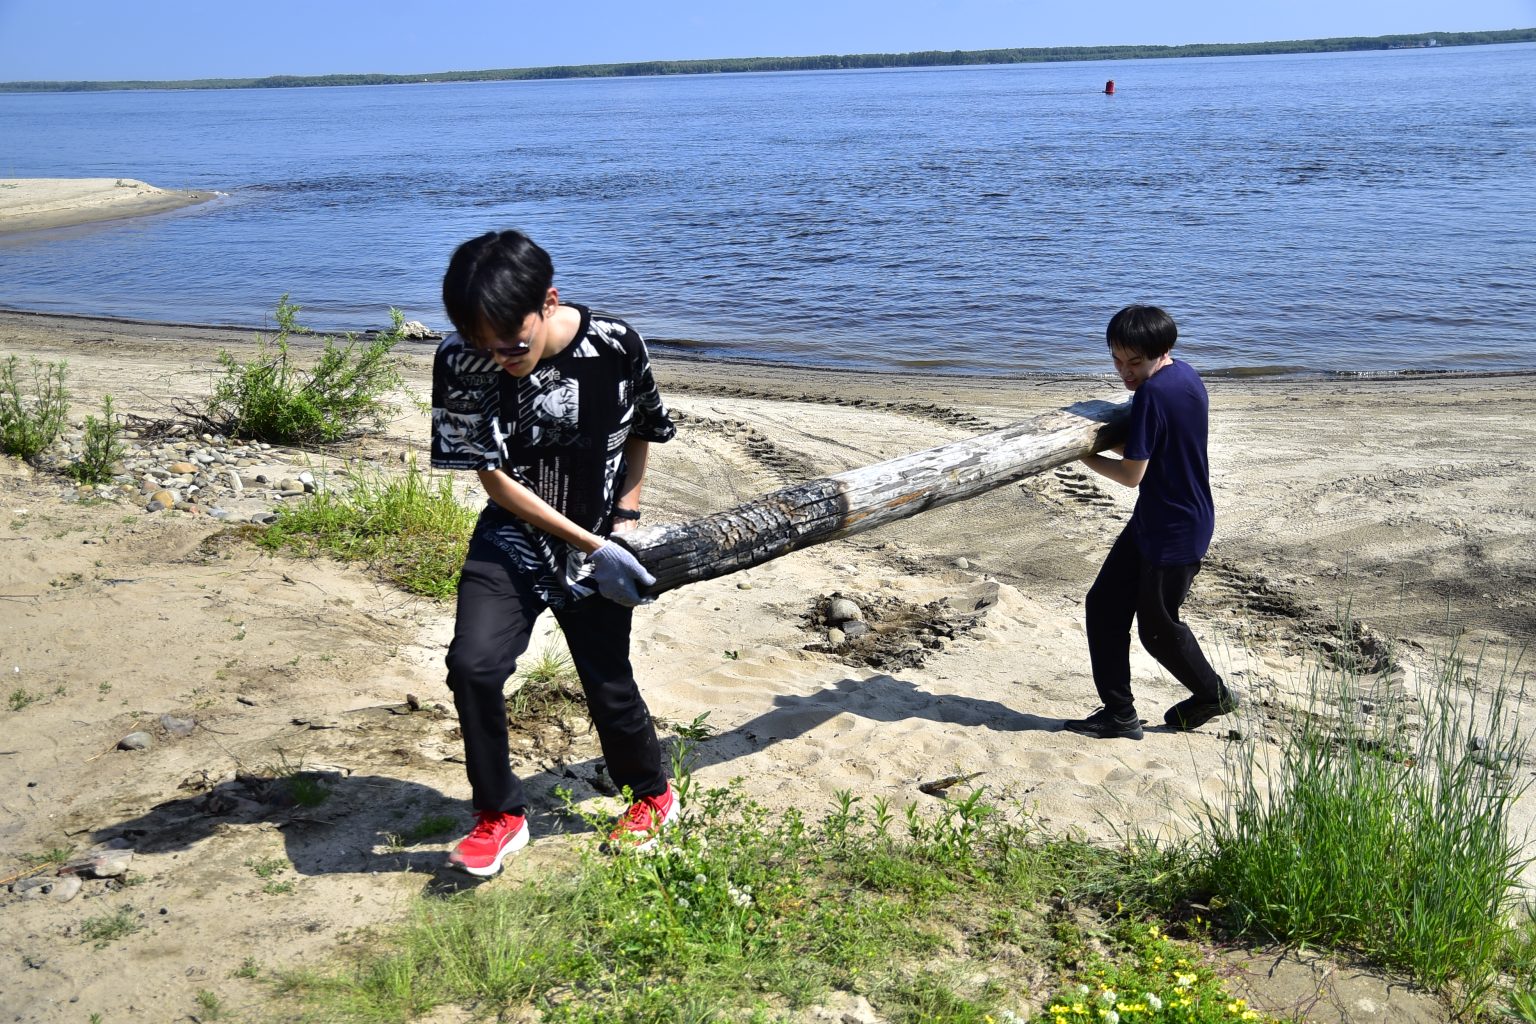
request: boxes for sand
[1,308,1533,1022]
[0,178,216,235]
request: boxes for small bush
[66,394,126,483]
[0,356,69,461]
[201,296,406,445]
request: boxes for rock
[250,512,278,526]
[277,478,303,493]
[145,489,176,511]
[399,320,440,340]
[61,847,133,878]
[227,470,243,492]
[737,581,753,590]
[158,714,196,738]
[13,874,83,902]
[297,470,314,486]
[953,557,971,569]
[827,627,846,645]
[1471,735,1489,751]
[117,731,153,751]
[828,597,863,623]
[842,620,871,639]
[236,694,258,706]
[168,461,198,474]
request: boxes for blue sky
[1,0,1531,81]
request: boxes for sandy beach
[0,178,216,235]
[2,306,1534,1022]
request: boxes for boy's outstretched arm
[1080,448,1147,489]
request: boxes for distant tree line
[3,27,1532,92]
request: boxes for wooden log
[625,395,1131,595]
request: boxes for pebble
[145,489,176,511]
[118,731,153,751]
[827,627,846,645]
[842,620,871,639]
[1470,735,1489,751]
[953,557,971,569]
[736,581,753,590]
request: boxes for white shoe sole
[448,823,530,877]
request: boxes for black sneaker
[1164,686,1241,732]
[1062,707,1144,740]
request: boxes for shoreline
[0,178,217,236]
[4,306,1533,387]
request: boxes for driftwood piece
[627,395,1131,595]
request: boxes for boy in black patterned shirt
[431,230,677,875]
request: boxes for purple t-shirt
[1122,359,1215,566]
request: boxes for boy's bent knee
[445,645,516,693]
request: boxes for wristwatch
[611,507,642,521]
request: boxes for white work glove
[587,540,656,607]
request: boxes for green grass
[276,751,1269,1024]
[399,815,457,845]
[8,686,40,711]
[258,460,477,598]
[80,905,142,947]
[1191,642,1532,1009]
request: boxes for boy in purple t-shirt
[1062,305,1239,741]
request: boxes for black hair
[441,230,555,345]
[1105,304,1178,360]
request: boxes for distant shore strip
[2,27,1532,92]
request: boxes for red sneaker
[607,784,677,852]
[447,810,529,876]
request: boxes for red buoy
[1104,79,1115,95]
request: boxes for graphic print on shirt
[430,306,675,607]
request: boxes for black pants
[444,530,666,815]
[1085,526,1224,716]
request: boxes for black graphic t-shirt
[430,305,676,606]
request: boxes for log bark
[625,395,1131,596]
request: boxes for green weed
[80,905,142,947]
[0,356,68,461]
[257,460,476,598]
[8,686,39,711]
[195,988,224,1019]
[247,855,288,879]
[201,296,406,445]
[65,393,125,484]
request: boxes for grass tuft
[258,460,478,598]
[1195,641,1532,1008]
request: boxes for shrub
[201,296,406,445]
[0,356,69,461]
[66,394,126,483]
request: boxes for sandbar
[0,177,216,234]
